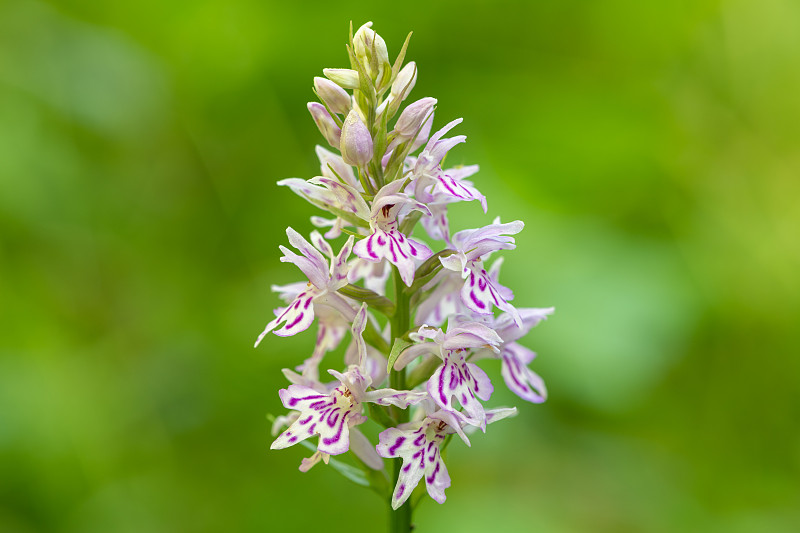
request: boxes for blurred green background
[1,0,799,531]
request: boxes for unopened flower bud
[391,61,417,100]
[323,68,360,90]
[314,77,351,115]
[395,97,437,140]
[353,22,390,87]
[340,110,373,167]
[307,102,341,148]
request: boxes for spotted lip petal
[376,419,450,509]
[353,229,433,286]
[255,230,356,345]
[255,286,318,346]
[460,262,522,326]
[469,307,553,402]
[271,364,426,460]
[271,384,360,455]
[501,343,547,403]
[427,350,494,430]
[376,409,472,509]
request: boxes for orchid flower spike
[257,21,556,516]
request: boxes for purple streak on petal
[388,437,406,456]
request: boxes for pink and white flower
[352,180,434,286]
[473,308,554,403]
[439,219,524,326]
[395,322,502,429]
[377,406,517,509]
[254,228,355,344]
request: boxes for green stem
[389,266,413,533]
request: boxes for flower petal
[427,352,493,429]
[363,388,428,408]
[353,229,433,286]
[377,426,427,509]
[501,343,547,403]
[254,288,318,346]
[349,427,383,470]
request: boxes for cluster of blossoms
[257,22,553,513]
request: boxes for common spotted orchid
[377,404,518,509]
[254,228,354,344]
[352,179,433,286]
[257,22,555,533]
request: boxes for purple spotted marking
[286,312,305,329]
[505,354,528,391]
[287,394,325,407]
[327,410,340,427]
[470,290,486,309]
[388,437,406,455]
[322,416,345,446]
[426,461,440,484]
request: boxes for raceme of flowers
[257,21,553,510]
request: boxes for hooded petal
[420,203,451,243]
[442,322,503,352]
[329,236,355,289]
[451,220,523,262]
[316,145,359,190]
[281,227,330,289]
[414,273,464,327]
[493,307,555,343]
